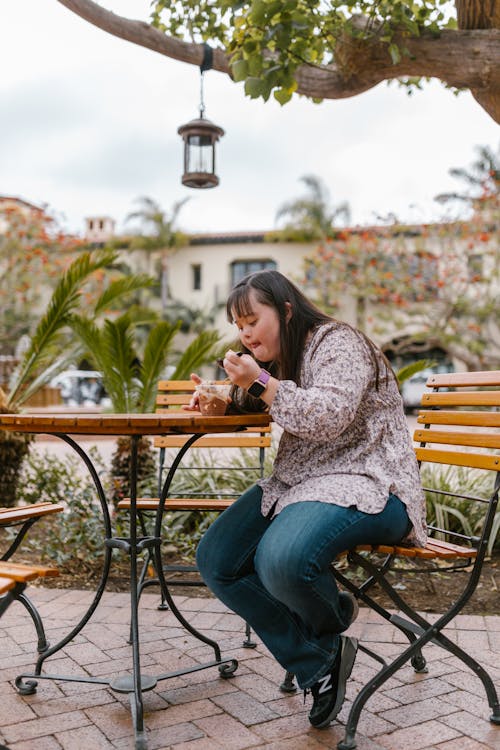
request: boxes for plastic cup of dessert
[195,382,232,416]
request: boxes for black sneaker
[308,635,358,728]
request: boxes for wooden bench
[1,503,63,649]
[118,379,271,515]
[282,369,500,750]
[1,502,65,560]
[117,378,271,514]
[0,561,59,622]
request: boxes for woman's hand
[182,373,202,410]
[221,350,260,389]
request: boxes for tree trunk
[456,0,500,123]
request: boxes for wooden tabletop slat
[0,412,271,436]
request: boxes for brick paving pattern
[1,586,499,750]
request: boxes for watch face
[248,369,270,398]
[248,380,266,398]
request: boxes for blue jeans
[196,486,411,688]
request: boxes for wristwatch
[247,369,271,398]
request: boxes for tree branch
[56,0,232,73]
[56,0,500,122]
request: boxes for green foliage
[109,436,158,509]
[396,359,436,386]
[10,449,108,569]
[151,1,457,103]
[422,464,500,555]
[158,446,276,558]
[0,204,79,355]
[276,174,350,237]
[0,249,153,412]
[70,313,220,413]
[0,431,32,508]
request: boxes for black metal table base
[14,433,239,750]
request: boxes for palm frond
[93,274,154,315]
[69,316,103,368]
[138,321,182,412]
[7,249,117,409]
[396,359,436,386]
[101,317,140,412]
[171,330,220,381]
[17,347,85,406]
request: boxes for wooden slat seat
[0,575,16,596]
[0,561,59,621]
[0,561,59,581]
[350,538,476,560]
[0,502,65,526]
[119,497,235,512]
[1,503,62,639]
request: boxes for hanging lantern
[178,44,225,189]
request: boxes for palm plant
[69,310,221,506]
[276,174,351,240]
[435,143,500,206]
[0,248,153,506]
[126,195,190,312]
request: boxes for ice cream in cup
[195,381,232,416]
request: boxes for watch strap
[247,369,271,398]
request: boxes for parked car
[50,370,108,406]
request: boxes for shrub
[11,449,109,570]
[421,463,500,555]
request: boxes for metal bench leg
[16,592,50,653]
[243,620,256,649]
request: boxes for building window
[192,264,202,290]
[231,259,277,286]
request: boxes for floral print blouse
[258,322,427,547]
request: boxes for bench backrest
[155,379,272,449]
[154,379,272,498]
[414,369,500,558]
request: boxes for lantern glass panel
[187,134,214,173]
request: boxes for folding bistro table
[0,411,271,750]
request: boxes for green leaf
[244,77,264,98]
[231,58,248,82]
[274,87,293,105]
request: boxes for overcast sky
[1,1,499,238]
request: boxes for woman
[192,270,426,728]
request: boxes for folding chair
[1,503,63,650]
[117,379,272,646]
[281,370,500,750]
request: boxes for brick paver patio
[1,586,499,750]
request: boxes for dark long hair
[226,269,394,411]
